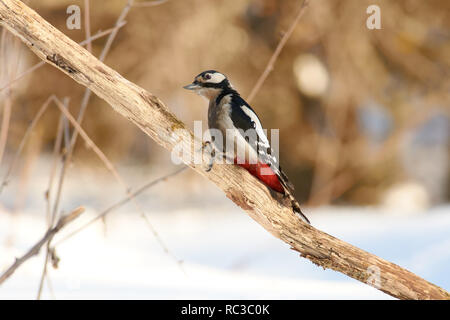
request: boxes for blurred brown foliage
[1,0,449,205]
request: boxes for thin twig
[52,97,185,271]
[54,166,187,246]
[79,22,127,46]
[132,0,168,7]
[45,272,55,299]
[0,206,85,285]
[307,107,439,206]
[247,0,309,102]
[84,0,92,53]
[0,95,11,167]
[47,0,183,273]
[0,22,127,94]
[37,98,69,300]
[99,0,134,62]
[36,244,50,299]
[35,2,169,297]
[0,29,13,167]
[46,112,64,224]
[0,95,54,194]
[53,98,126,185]
[49,1,132,225]
[37,114,64,300]
[49,98,70,226]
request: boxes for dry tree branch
[247,0,309,102]
[0,0,449,300]
[0,206,85,285]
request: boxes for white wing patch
[241,105,269,146]
[241,105,279,172]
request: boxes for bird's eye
[204,74,211,80]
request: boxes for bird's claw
[198,140,211,152]
[201,141,215,173]
[205,162,213,172]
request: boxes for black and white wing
[228,95,310,224]
[229,96,279,172]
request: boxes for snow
[0,159,448,299]
[1,203,449,300]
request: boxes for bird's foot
[201,141,215,172]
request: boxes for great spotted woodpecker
[184,70,310,224]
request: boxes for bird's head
[183,70,232,99]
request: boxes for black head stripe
[202,79,229,88]
[195,70,220,81]
[199,70,219,77]
[192,70,233,91]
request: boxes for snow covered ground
[0,161,449,299]
[1,203,449,299]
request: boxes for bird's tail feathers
[278,169,311,224]
[291,198,310,224]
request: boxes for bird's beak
[183,83,201,90]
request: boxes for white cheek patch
[197,87,221,99]
[208,72,226,84]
